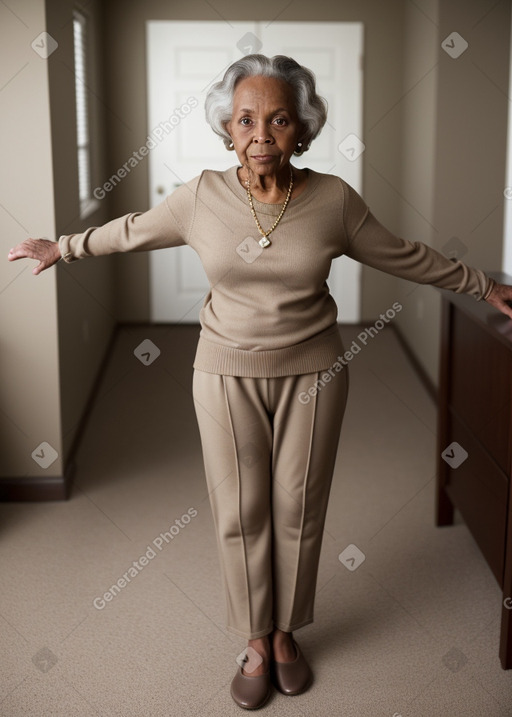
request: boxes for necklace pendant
[259,236,271,248]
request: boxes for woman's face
[225,75,304,178]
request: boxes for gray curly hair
[204,54,328,156]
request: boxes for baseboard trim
[0,324,120,503]
[0,461,75,501]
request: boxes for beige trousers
[192,367,349,640]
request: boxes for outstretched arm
[6,177,199,275]
[340,180,510,316]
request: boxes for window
[73,9,97,218]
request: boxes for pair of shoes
[230,665,272,710]
[271,638,312,696]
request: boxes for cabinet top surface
[441,271,512,348]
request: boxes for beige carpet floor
[1,323,511,716]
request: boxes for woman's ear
[294,127,309,156]
[223,121,235,150]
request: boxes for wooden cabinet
[436,274,512,669]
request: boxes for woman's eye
[273,117,287,126]
[240,118,252,126]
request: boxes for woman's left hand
[485,282,512,320]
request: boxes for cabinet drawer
[445,411,508,586]
[449,309,512,474]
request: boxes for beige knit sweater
[59,166,492,377]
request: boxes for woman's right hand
[484,281,512,321]
[7,238,63,275]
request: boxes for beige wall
[0,0,114,480]
[0,0,62,477]
[432,0,509,273]
[394,0,510,386]
[46,0,116,461]
[393,0,441,385]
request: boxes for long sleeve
[341,180,493,301]
[58,178,199,262]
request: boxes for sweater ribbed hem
[482,277,495,300]
[192,324,345,377]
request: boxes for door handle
[156,183,182,195]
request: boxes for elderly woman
[8,54,512,710]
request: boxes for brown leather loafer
[271,639,312,696]
[230,665,272,710]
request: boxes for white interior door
[146,20,364,323]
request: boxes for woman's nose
[253,123,273,143]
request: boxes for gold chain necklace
[245,167,294,248]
